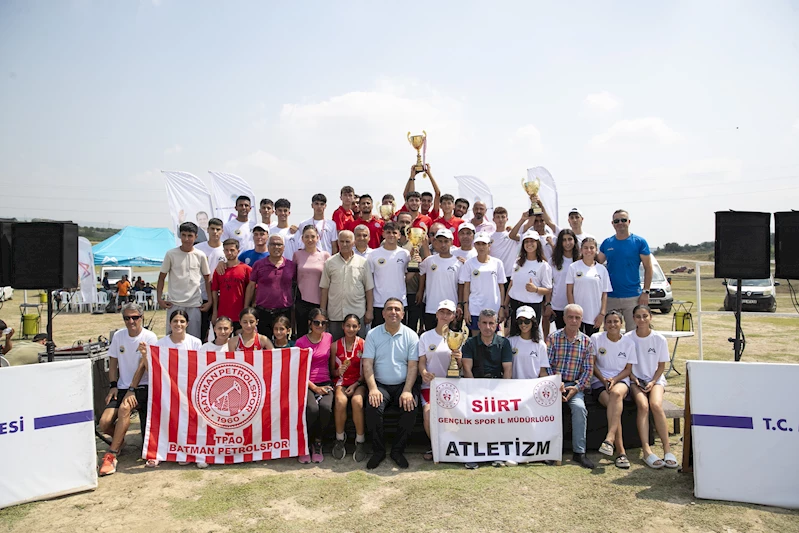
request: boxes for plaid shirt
[546,329,593,390]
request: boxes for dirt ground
[2,260,799,532]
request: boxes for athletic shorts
[591,382,630,403]
[105,386,148,412]
[421,387,431,406]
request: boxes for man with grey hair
[245,233,295,336]
[470,201,496,234]
[462,309,513,379]
[320,229,374,340]
[546,303,594,469]
[352,224,373,257]
[97,302,158,476]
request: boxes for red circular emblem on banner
[533,380,559,407]
[193,362,264,429]
[436,382,460,409]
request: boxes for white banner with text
[430,376,562,463]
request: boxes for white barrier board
[430,376,562,463]
[0,360,98,509]
[688,361,799,509]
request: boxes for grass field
[1,256,798,532]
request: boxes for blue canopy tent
[92,226,175,266]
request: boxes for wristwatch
[642,290,650,294]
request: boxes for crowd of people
[95,165,675,476]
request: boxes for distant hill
[79,226,118,244]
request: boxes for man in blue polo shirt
[600,209,652,331]
[362,297,420,470]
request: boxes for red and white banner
[430,375,563,463]
[144,347,312,464]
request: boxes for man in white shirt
[489,207,520,294]
[452,222,478,263]
[259,198,276,228]
[194,217,226,342]
[367,222,410,328]
[221,195,256,253]
[157,222,211,338]
[460,232,507,333]
[268,198,298,261]
[97,303,158,476]
[353,224,374,258]
[295,193,339,255]
[418,229,463,331]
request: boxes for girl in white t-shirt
[566,237,611,336]
[546,229,579,337]
[200,316,234,352]
[418,300,460,460]
[626,304,676,470]
[503,229,553,337]
[156,310,203,350]
[509,306,550,379]
[590,310,637,469]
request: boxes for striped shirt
[546,329,593,390]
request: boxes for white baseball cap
[253,223,270,232]
[521,229,541,241]
[474,232,491,244]
[569,207,582,216]
[435,228,454,240]
[458,222,476,233]
[516,306,536,319]
[437,299,457,312]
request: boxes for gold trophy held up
[407,131,428,179]
[521,175,543,216]
[407,227,425,272]
[445,323,468,378]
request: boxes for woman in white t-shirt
[200,316,234,352]
[566,237,611,336]
[503,229,552,337]
[545,229,579,337]
[509,306,550,379]
[626,304,677,470]
[590,310,637,469]
[418,300,460,461]
[157,310,203,350]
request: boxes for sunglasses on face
[517,318,533,325]
[312,320,329,327]
[123,315,142,321]
[612,218,629,224]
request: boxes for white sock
[355,434,365,443]
[336,432,345,441]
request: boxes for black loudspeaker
[775,211,799,279]
[0,222,12,286]
[11,222,79,289]
[714,211,770,279]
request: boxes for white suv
[723,277,778,312]
[639,256,673,313]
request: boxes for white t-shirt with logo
[195,241,225,301]
[367,246,410,307]
[549,256,574,311]
[418,329,452,389]
[626,330,669,386]
[109,328,158,389]
[589,332,637,387]
[507,259,553,304]
[156,334,203,351]
[222,219,255,253]
[268,226,297,261]
[294,218,338,255]
[451,247,478,262]
[459,256,507,314]
[510,336,550,379]
[419,255,462,314]
[566,260,612,324]
[490,231,521,276]
[540,225,559,262]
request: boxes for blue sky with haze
[1,0,797,246]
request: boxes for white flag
[162,171,215,244]
[454,175,494,219]
[527,167,559,228]
[208,171,258,226]
[78,237,97,305]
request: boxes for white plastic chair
[96,291,109,312]
[135,291,148,310]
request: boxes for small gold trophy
[407,131,428,178]
[445,324,468,378]
[521,176,543,216]
[379,204,394,221]
[407,227,426,272]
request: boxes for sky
[1,0,798,247]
